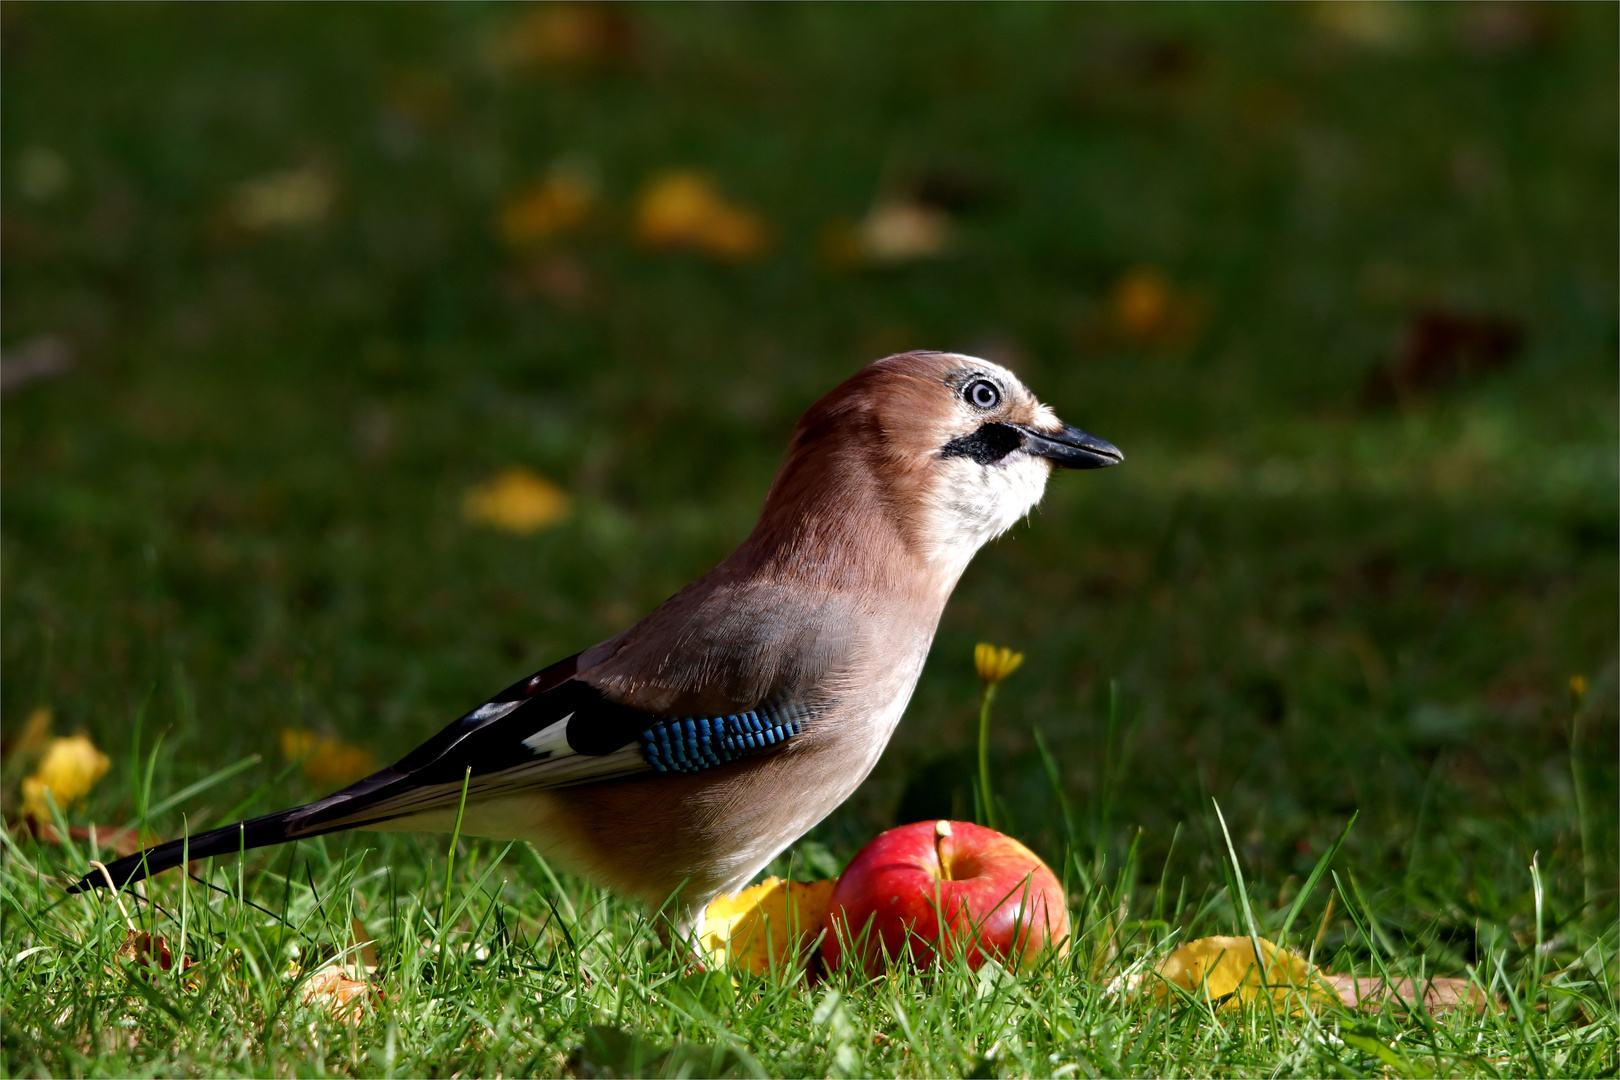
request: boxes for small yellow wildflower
[22,734,111,820]
[1570,674,1588,701]
[974,643,1024,685]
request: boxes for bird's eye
[964,379,1000,410]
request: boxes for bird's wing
[69,650,817,892]
[285,650,820,833]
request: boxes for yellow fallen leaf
[231,166,334,230]
[279,729,375,786]
[1151,935,1340,1014]
[500,165,597,247]
[462,467,571,534]
[634,171,770,261]
[699,876,834,976]
[22,734,110,820]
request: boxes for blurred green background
[4,2,1616,952]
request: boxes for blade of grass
[440,766,472,942]
[1212,798,1268,982]
[129,753,262,826]
[1278,811,1357,946]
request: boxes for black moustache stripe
[940,422,1022,465]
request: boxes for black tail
[66,807,346,894]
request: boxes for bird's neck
[738,439,956,605]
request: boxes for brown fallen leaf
[26,819,150,857]
[278,729,375,786]
[351,917,379,976]
[1363,308,1524,406]
[1110,267,1209,352]
[301,965,381,1023]
[507,254,592,307]
[1327,974,1496,1015]
[499,164,597,248]
[496,3,641,71]
[116,930,195,975]
[2,704,54,761]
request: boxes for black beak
[1016,423,1124,470]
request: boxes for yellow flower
[1570,674,1589,701]
[462,468,571,534]
[634,171,770,261]
[1150,935,1340,1015]
[698,876,834,976]
[279,729,375,786]
[22,734,111,820]
[974,643,1024,685]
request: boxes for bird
[71,351,1121,936]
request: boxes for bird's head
[757,351,1122,583]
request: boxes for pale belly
[417,633,934,925]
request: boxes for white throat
[922,450,1051,587]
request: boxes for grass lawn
[2,4,1616,1075]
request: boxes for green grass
[3,3,1617,1075]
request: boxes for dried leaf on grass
[699,876,834,976]
[1362,308,1523,406]
[278,729,374,786]
[1110,267,1209,351]
[462,467,571,534]
[27,820,149,857]
[231,166,334,230]
[301,965,381,1024]
[1328,974,1495,1015]
[22,734,110,820]
[820,199,952,268]
[634,171,770,261]
[4,705,54,759]
[496,4,640,71]
[1145,936,1495,1017]
[500,163,597,247]
[116,931,195,975]
[1150,935,1340,1014]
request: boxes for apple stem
[935,820,952,879]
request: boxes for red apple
[820,820,1069,976]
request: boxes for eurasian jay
[72,351,1121,934]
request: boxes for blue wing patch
[640,700,814,774]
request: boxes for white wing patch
[521,713,574,757]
